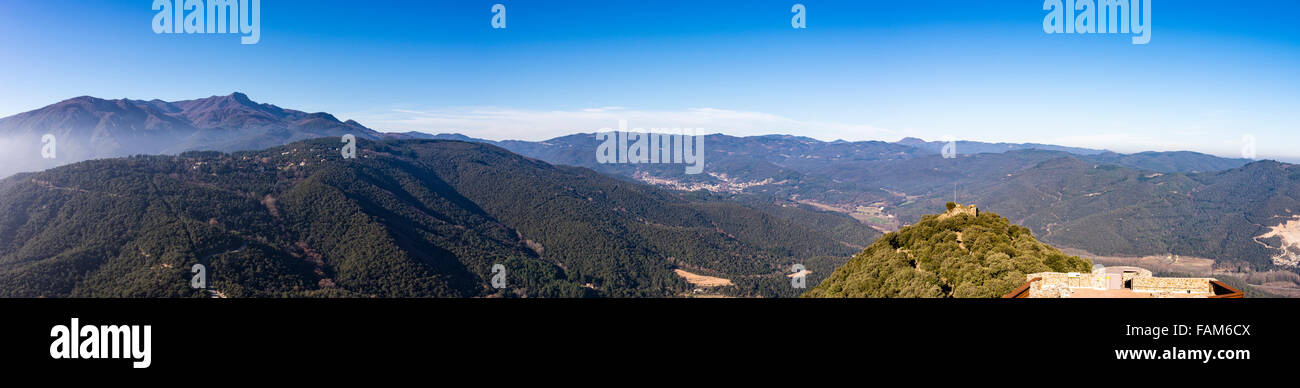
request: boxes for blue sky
[1,0,1297,159]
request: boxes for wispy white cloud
[345,106,897,142]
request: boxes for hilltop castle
[938,203,979,220]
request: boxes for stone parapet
[1131,277,1213,294]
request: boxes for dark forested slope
[0,139,878,298]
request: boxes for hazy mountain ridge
[0,93,382,178]
[894,136,1108,156]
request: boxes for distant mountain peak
[0,93,385,177]
[229,92,254,105]
[435,133,476,140]
[755,134,820,142]
[60,95,102,103]
[1240,159,1287,170]
[302,112,340,122]
[895,137,926,145]
[50,95,124,108]
[172,92,267,113]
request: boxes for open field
[673,269,733,287]
[796,199,900,232]
[1060,247,1216,275]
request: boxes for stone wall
[1028,272,1097,288]
[938,204,979,220]
[1023,269,1215,298]
[1026,272,1096,297]
[1132,277,1213,294]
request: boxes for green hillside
[804,203,1092,298]
[464,132,1291,272]
[892,157,1300,270]
[0,138,878,298]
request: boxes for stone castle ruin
[938,203,978,220]
[1005,266,1243,298]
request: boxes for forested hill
[417,132,1289,271]
[804,203,1092,298]
[0,138,878,298]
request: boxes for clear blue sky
[1,1,1297,159]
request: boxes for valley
[793,198,899,232]
[1058,247,1215,275]
[461,132,1296,280]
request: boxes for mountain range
[0,137,877,297]
[412,132,1297,277]
[1,93,1297,297]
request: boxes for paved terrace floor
[1067,288,1206,298]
